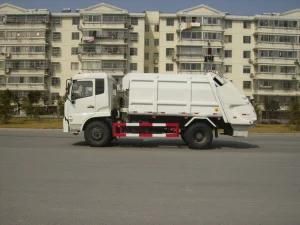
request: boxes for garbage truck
[63,72,256,149]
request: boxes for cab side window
[71,81,93,100]
[96,79,104,95]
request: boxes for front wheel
[183,123,213,149]
[84,121,112,147]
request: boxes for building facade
[0,3,299,115]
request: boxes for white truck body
[64,72,257,149]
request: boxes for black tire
[84,121,112,147]
[183,123,213,149]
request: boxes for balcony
[177,39,223,47]
[254,57,297,65]
[0,31,48,45]
[176,54,223,63]
[255,26,300,35]
[101,60,127,75]
[254,42,300,50]
[0,83,45,91]
[80,16,128,30]
[79,45,127,60]
[254,73,297,80]
[253,88,298,96]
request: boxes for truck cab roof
[72,72,111,80]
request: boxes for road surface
[0,129,300,225]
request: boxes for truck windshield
[71,80,93,100]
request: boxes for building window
[166,33,174,41]
[154,39,159,46]
[224,50,232,58]
[280,66,296,74]
[52,32,61,41]
[224,35,232,43]
[145,24,150,32]
[166,18,174,26]
[225,65,232,73]
[153,53,159,60]
[144,66,149,73]
[243,51,251,58]
[243,36,251,43]
[225,20,232,28]
[154,67,159,73]
[282,81,292,90]
[166,63,174,71]
[51,62,61,72]
[180,63,201,71]
[71,47,78,55]
[130,17,138,25]
[71,62,79,70]
[130,48,137,56]
[0,75,5,84]
[145,52,149,60]
[72,32,79,40]
[51,77,60,86]
[154,24,159,32]
[52,47,61,57]
[96,79,104,95]
[72,17,80,25]
[52,17,61,25]
[243,21,251,29]
[243,66,251,73]
[243,81,251,89]
[130,63,137,71]
[203,32,222,40]
[51,93,60,103]
[166,48,174,57]
[145,39,149,46]
[130,32,138,42]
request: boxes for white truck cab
[64,72,256,149]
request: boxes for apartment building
[0,2,299,116]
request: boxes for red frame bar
[112,122,179,138]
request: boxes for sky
[0,0,300,15]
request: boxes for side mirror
[65,79,71,95]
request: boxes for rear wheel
[84,121,112,147]
[183,123,213,149]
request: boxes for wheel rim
[91,127,103,140]
[194,131,205,143]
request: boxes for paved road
[0,129,300,225]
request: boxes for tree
[0,90,13,123]
[265,100,280,112]
[289,97,300,130]
[22,91,42,117]
[57,96,65,117]
[253,102,262,123]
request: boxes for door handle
[87,105,95,109]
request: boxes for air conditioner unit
[125,23,132,29]
[1,16,7,24]
[5,68,10,74]
[191,22,201,27]
[6,53,11,58]
[82,36,95,43]
[250,73,255,78]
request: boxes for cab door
[68,79,95,128]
